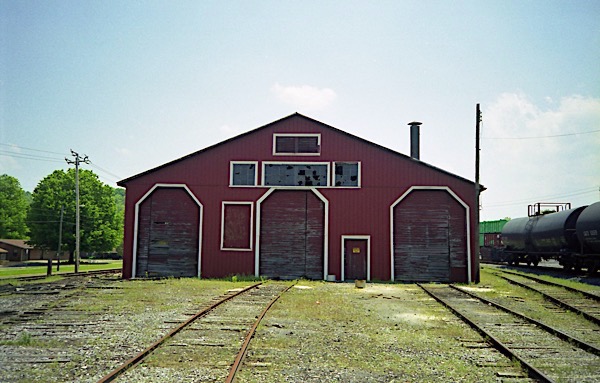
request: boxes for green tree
[27,169,120,262]
[0,174,29,238]
[113,188,125,256]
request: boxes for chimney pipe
[408,121,422,160]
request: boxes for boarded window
[334,162,360,187]
[274,134,320,155]
[264,163,328,187]
[221,203,253,250]
[231,163,257,186]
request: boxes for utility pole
[476,103,481,204]
[475,104,482,282]
[56,205,64,271]
[66,150,89,274]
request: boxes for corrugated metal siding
[136,188,199,277]
[259,190,324,279]
[479,219,508,245]
[393,190,466,282]
[120,114,478,282]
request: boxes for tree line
[0,171,124,262]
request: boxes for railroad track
[0,267,122,284]
[97,281,293,383]
[482,263,600,286]
[490,267,600,300]
[419,283,600,383]
[490,269,600,327]
[0,271,121,324]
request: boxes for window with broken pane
[264,164,328,186]
[334,162,359,187]
[231,163,256,186]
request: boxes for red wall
[120,115,479,282]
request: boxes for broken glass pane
[264,164,328,186]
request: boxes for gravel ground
[235,282,530,383]
[0,277,536,383]
[0,277,247,383]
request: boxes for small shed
[118,113,480,283]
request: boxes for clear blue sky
[1,1,599,220]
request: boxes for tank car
[500,201,600,272]
[574,201,600,272]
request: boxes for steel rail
[96,282,262,383]
[0,268,122,282]
[418,283,555,383]
[495,274,600,326]
[225,282,296,383]
[491,268,600,301]
[450,284,600,356]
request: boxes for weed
[0,331,33,346]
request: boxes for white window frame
[262,161,331,188]
[332,161,361,188]
[220,201,254,251]
[272,133,321,156]
[229,161,259,187]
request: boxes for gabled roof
[118,113,475,186]
[0,239,33,249]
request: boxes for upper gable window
[230,162,257,186]
[334,162,360,187]
[273,134,320,155]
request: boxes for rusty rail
[96,282,262,383]
[225,282,295,383]
[418,283,555,383]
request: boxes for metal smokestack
[408,121,423,160]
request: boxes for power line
[88,162,122,181]
[483,187,598,208]
[1,143,123,183]
[482,129,600,140]
[0,151,65,163]
[0,143,66,156]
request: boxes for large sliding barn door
[393,190,466,282]
[260,190,324,279]
[136,187,200,278]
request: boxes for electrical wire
[1,143,122,183]
[483,187,599,208]
[0,143,66,156]
[0,151,65,163]
[482,129,600,140]
[88,162,122,181]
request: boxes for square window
[231,162,257,186]
[334,162,360,187]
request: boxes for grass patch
[0,260,122,279]
[0,331,33,346]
